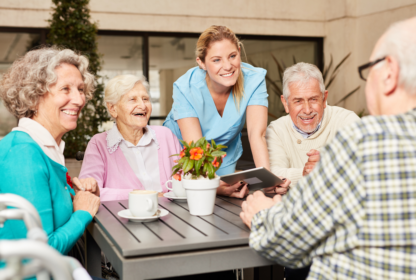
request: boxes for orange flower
[212,157,220,168]
[190,147,204,160]
[173,173,181,181]
[180,147,187,158]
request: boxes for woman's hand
[73,191,101,217]
[263,178,291,195]
[72,177,100,197]
[217,180,249,198]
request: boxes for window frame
[0,27,324,122]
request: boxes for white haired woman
[78,75,182,201]
[0,47,100,255]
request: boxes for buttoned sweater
[266,105,360,186]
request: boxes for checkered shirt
[250,109,416,280]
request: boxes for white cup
[128,190,158,217]
[165,179,187,198]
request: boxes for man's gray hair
[282,62,325,101]
[373,17,416,94]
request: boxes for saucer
[117,208,169,223]
[163,192,187,201]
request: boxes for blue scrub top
[163,62,268,175]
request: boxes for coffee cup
[165,179,187,198]
[128,190,158,217]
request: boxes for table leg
[86,229,102,278]
[254,265,284,280]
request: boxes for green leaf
[216,144,228,150]
[216,160,223,171]
[172,164,181,171]
[183,159,195,174]
[211,151,226,157]
[206,163,215,179]
[195,137,206,148]
[169,154,180,157]
[334,86,360,105]
[171,167,181,177]
[211,139,217,149]
[323,54,333,81]
[206,156,214,162]
[195,157,204,173]
[203,163,208,174]
[179,140,190,149]
[181,158,189,172]
[333,52,351,74]
[178,157,187,164]
[189,141,195,149]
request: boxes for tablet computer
[220,167,283,191]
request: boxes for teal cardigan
[0,131,92,255]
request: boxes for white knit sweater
[266,105,360,186]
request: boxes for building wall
[324,0,416,113]
[1,0,416,114]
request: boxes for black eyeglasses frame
[358,57,386,81]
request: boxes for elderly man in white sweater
[266,63,360,188]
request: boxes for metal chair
[0,194,92,280]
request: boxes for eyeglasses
[358,57,386,81]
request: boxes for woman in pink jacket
[79,75,181,202]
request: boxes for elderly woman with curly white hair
[0,47,100,255]
[79,74,183,201]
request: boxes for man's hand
[302,149,320,176]
[240,191,282,229]
[217,180,249,198]
[263,177,291,195]
[72,177,100,197]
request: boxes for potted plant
[171,137,227,216]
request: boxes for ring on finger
[80,187,85,192]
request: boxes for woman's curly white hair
[0,47,95,119]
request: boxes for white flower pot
[182,176,220,216]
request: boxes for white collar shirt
[13,117,65,166]
[106,123,161,192]
[292,112,324,139]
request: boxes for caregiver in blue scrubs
[164,25,290,198]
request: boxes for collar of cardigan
[106,123,159,154]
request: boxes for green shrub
[47,0,109,158]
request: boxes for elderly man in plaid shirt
[240,17,416,280]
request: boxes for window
[148,37,198,125]
[0,29,322,138]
